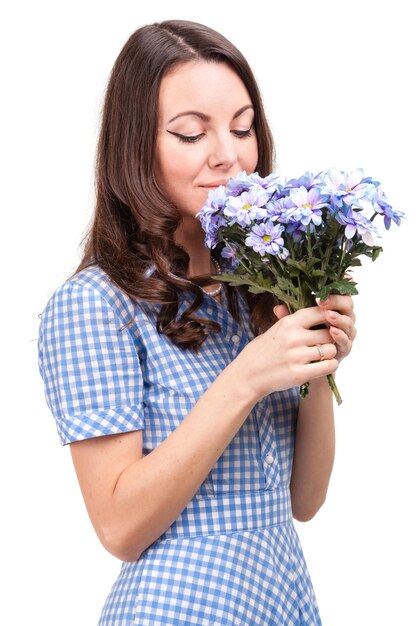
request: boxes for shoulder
[38,264,147,445]
[40,264,138,329]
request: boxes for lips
[199,180,228,188]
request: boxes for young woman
[38,19,356,625]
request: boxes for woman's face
[155,60,258,224]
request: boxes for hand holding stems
[275,294,356,364]
[237,305,337,402]
[272,294,356,399]
[236,294,356,403]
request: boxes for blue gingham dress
[38,263,322,626]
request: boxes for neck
[174,217,213,277]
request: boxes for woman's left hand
[316,294,357,364]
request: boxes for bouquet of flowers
[196,168,404,405]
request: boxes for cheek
[178,145,208,174]
[158,146,202,184]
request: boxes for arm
[285,294,357,521]
[70,358,258,562]
[290,377,335,522]
[69,305,339,562]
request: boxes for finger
[329,327,351,353]
[273,304,290,319]
[293,306,332,329]
[325,310,356,337]
[304,357,339,381]
[306,328,334,346]
[316,294,354,316]
[307,342,337,363]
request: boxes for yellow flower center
[346,186,351,192]
[243,203,251,211]
[303,203,313,209]
[262,235,272,242]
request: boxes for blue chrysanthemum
[245,220,289,259]
[224,187,270,226]
[372,186,405,229]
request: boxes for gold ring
[315,344,325,361]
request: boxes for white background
[1,1,416,624]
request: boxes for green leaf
[286,257,321,275]
[273,274,295,292]
[215,271,300,309]
[287,265,300,278]
[310,269,326,277]
[255,272,273,289]
[269,289,299,309]
[214,272,250,285]
[316,279,358,301]
[326,218,342,240]
[286,258,308,273]
[300,382,310,398]
[371,246,383,261]
[247,284,270,295]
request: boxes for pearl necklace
[202,256,222,297]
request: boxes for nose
[207,131,238,170]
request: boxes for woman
[38,20,356,625]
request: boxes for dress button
[231,334,240,344]
[265,453,274,465]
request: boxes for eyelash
[168,128,254,144]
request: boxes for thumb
[273,303,290,319]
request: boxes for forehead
[158,60,253,121]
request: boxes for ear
[273,304,290,319]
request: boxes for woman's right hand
[235,304,339,401]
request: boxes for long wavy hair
[77,19,280,351]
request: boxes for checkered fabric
[38,262,322,625]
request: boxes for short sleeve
[38,281,145,445]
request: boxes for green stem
[267,262,298,310]
[237,256,253,274]
[297,273,303,308]
[301,374,342,405]
[287,238,296,258]
[307,224,313,257]
[271,255,286,273]
[327,374,342,405]
[338,237,347,277]
[322,241,333,273]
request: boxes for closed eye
[166,126,254,144]
[166,131,204,143]
[232,129,253,139]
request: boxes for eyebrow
[167,104,254,125]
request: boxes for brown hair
[77,19,279,351]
